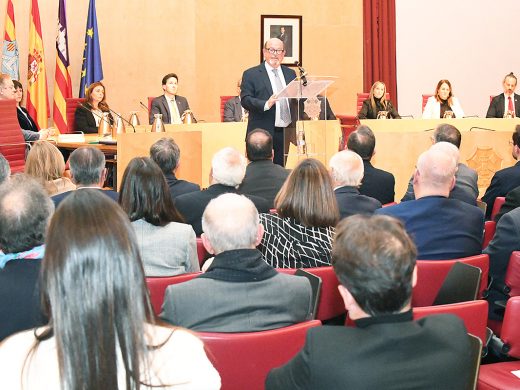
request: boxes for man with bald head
[329,150,381,219]
[241,38,297,166]
[377,145,484,260]
[160,193,312,332]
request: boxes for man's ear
[412,168,420,185]
[255,223,265,247]
[338,284,356,311]
[201,233,215,255]
[99,168,107,186]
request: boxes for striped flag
[79,0,103,98]
[53,0,72,134]
[27,0,49,129]
[1,0,19,80]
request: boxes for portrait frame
[260,15,302,66]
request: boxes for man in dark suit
[377,145,484,260]
[223,79,246,122]
[494,184,520,222]
[329,150,381,219]
[149,137,199,200]
[241,38,297,166]
[149,73,192,124]
[482,125,520,219]
[347,125,395,204]
[239,128,289,208]
[486,72,520,118]
[266,214,473,389]
[175,147,269,235]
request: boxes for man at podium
[241,38,296,166]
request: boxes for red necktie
[508,96,514,112]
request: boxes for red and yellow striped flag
[52,0,72,134]
[1,0,19,80]
[27,0,49,129]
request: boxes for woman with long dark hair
[74,81,114,133]
[0,190,220,389]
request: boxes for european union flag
[79,0,103,97]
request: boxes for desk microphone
[463,115,480,118]
[139,101,150,113]
[106,107,137,133]
[469,126,496,132]
[294,61,308,87]
[78,103,112,126]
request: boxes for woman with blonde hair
[24,140,75,196]
[258,158,339,268]
[422,79,464,119]
[74,81,114,133]
[358,81,400,119]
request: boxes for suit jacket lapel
[259,63,274,96]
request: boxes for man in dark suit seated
[0,175,52,341]
[377,144,484,260]
[175,147,269,236]
[51,147,118,207]
[149,137,200,199]
[161,193,312,332]
[223,79,246,122]
[266,214,474,389]
[239,128,289,208]
[329,150,381,219]
[486,72,520,118]
[347,125,395,204]
[149,73,192,125]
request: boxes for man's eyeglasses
[266,48,285,55]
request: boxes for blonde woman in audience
[24,140,75,196]
[258,158,339,268]
[422,79,464,119]
[0,189,220,389]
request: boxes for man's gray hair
[211,147,246,187]
[149,137,180,174]
[329,150,364,186]
[69,147,106,185]
[202,193,259,254]
[0,153,10,184]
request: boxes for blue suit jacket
[376,196,484,260]
[335,186,381,219]
[482,161,520,219]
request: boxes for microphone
[294,61,307,87]
[463,115,480,118]
[139,101,150,113]
[106,107,136,133]
[469,126,496,132]
[78,103,112,126]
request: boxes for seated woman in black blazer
[13,80,38,132]
[74,81,113,133]
[358,81,401,119]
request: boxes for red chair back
[147,96,155,114]
[146,272,201,315]
[198,320,321,390]
[412,254,489,307]
[491,196,506,220]
[413,300,488,344]
[220,95,234,122]
[506,251,520,297]
[0,99,26,173]
[422,94,433,112]
[196,237,208,267]
[498,296,520,358]
[64,98,86,133]
[482,220,496,249]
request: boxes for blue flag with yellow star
[79,0,102,97]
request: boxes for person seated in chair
[149,73,193,124]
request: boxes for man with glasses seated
[241,38,296,166]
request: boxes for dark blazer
[335,186,381,219]
[149,95,191,124]
[223,96,243,122]
[486,93,520,118]
[482,161,520,219]
[175,183,270,236]
[376,196,484,260]
[494,184,520,222]
[17,106,38,132]
[239,160,289,208]
[266,312,473,390]
[358,98,400,119]
[241,62,297,135]
[164,172,200,200]
[74,105,114,134]
[358,160,395,204]
[0,259,46,341]
[298,96,336,120]
[51,188,119,208]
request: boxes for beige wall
[0,0,362,125]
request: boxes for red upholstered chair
[220,95,234,122]
[196,237,208,267]
[422,94,433,112]
[198,320,321,390]
[412,255,489,307]
[147,96,154,114]
[64,98,86,133]
[0,99,27,173]
[483,220,496,249]
[505,251,520,298]
[336,114,358,149]
[491,197,506,221]
[145,272,201,315]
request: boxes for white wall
[396,0,520,118]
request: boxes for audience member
[149,73,192,124]
[401,123,478,205]
[329,150,381,219]
[422,79,464,119]
[0,153,10,184]
[358,81,400,119]
[24,140,75,196]
[13,80,38,133]
[486,72,520,118]
[239,128,290,208]
[0,190,220,388]
[377,145,484,259]
[266,215,474,389]
[161,193,312,332]
[175,147,269,236]
[482,125,520,219]
[347,125,395,204]
[149,137,200,199]
[223,78,247,122]
[0,175,52,341]
[258,158,338,268]
[119,157,199,277]
[51,146,118,207]
[493,185,520,222]
[74,81,114,133]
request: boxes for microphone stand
[107,107,136,133]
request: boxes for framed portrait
[260,15,302,66]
